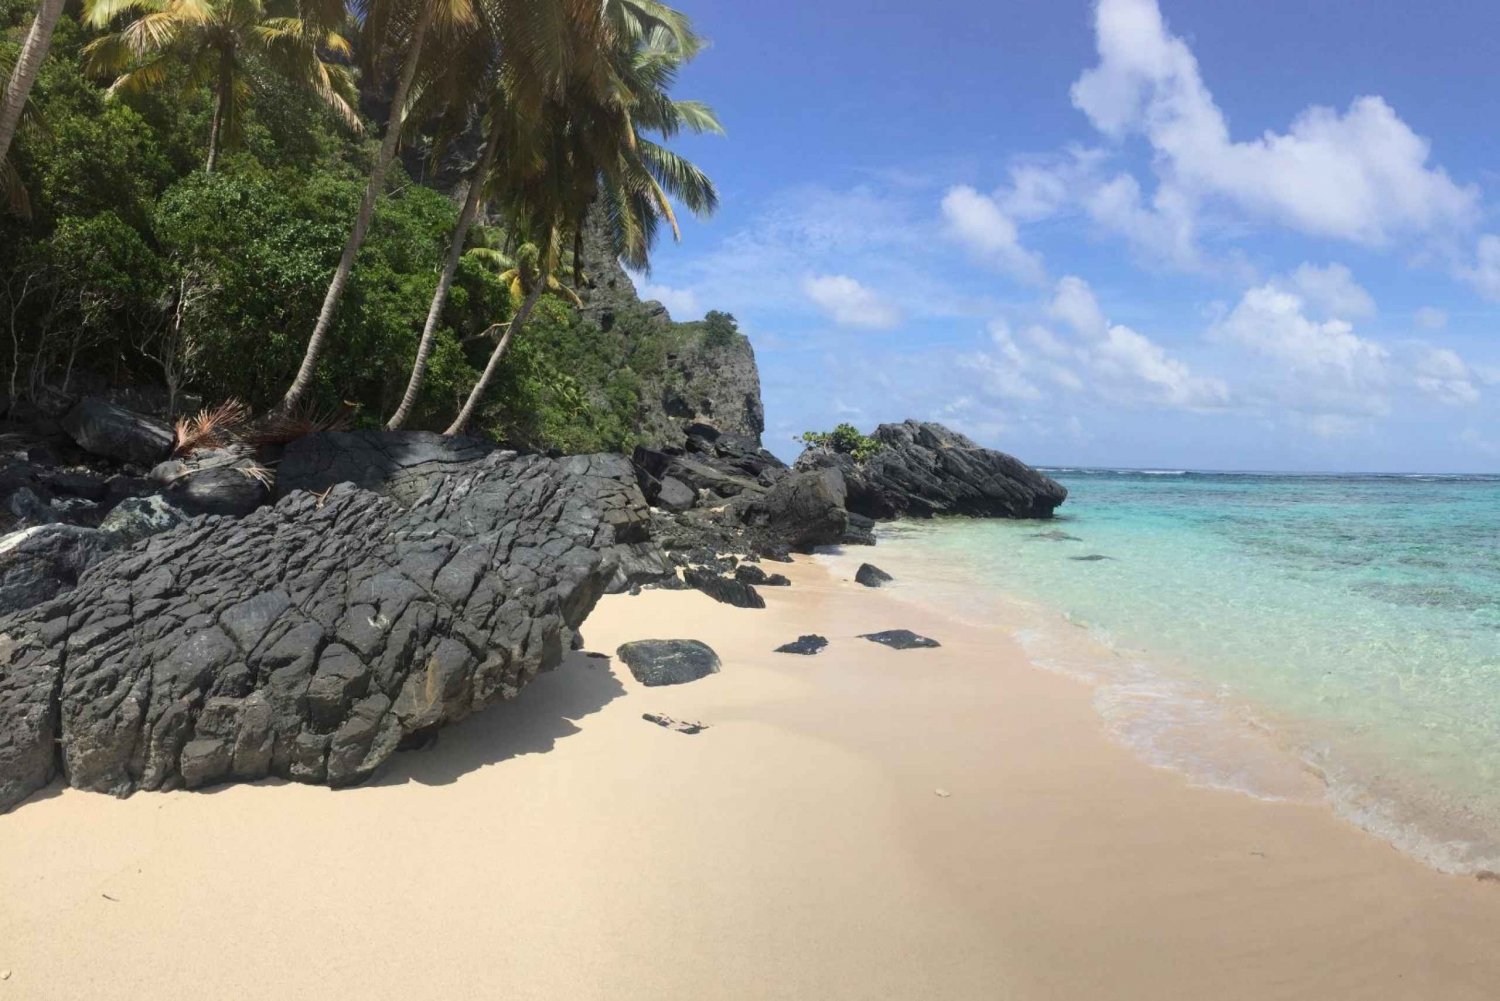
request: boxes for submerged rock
[775,635,828,656]
[617,639,721,687]
[0,443,652,812]
[855,563,893,588]
[1031,530,1082,542]
[860,629,941,650]
[1070,554,1112,562]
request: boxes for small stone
[934,789,951,798]
[775,634,828,656]
[854,563,893,588]
[643,713,708,735]
[860,629,940,650]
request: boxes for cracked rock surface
[0,440,652,812]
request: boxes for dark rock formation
[60,398,173,467]
[617,639,721,687]
[683,567,765,609]
[734,564,789,587]
[0,444,654,812]
[742,467,848,552]
[642,712,708,734]
[656,476,696,513]
[797,421,1066,520]
[0,524,115,616]
[152,448,269,517]
[775,635,828,656]
[860,629,941,650]
[855,563,894,588]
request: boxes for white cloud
[940,185,1046,283]
[1070,0,1477,247]
[1280,263,1376,320]
[801,274,901,329]
[1459,234,1500,300]
[1413,346,1480,405]
[636,282,701,321]
[1414,306,1449,331]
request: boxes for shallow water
[832,470,1500,873]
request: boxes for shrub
[799,422,883,461]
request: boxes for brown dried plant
[244,403,354,447]
[172,399,251,456]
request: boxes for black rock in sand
[860,629,941,650]
[642,713,709,734]
[775,635,829,656]
[617,639,721,687]
[683,567,765,609]
[855,563,893,588]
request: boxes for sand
[3,556,1500,999]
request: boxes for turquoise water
[862,470,1500,873]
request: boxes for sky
[631,0,1500,472]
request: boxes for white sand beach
[3,557,1500,1000]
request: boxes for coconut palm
[82,0,362,172]
[382,0,694,429]
[0,43,43,216]
[0,0,65,179]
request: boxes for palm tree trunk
[0,0,66,168]
[277,0,436,414]
[205,78,226,173]
[385,113,504,430]
[443,277,546,436]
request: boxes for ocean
[832,469,1500,874]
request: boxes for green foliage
[702,309,738,348]
[800,423,883,461]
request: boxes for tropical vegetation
[0,0,721,451]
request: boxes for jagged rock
[742,467,848,552]
[797,421,1066,520]
[0,524,115,616]
[733,563,788,586]
[855,563,893,588]
[60,398,173,467]
[152,449,268,517]
[39,469,108,501]
[617,640,721,687]
[98,495,189,544]
[683,567,765,609]
[842,512,877,546]
[642,712,708,734]
[860,629,940,650]
[775,635,828,656]
[0,444,652,812]
[6,487,52,525]
[656,476,696,513]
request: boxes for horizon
[637,0,1500,476]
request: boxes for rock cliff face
[0,440,653,812]
[576,216,764,447]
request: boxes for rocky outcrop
[0,443,655,812]
[797,421,1066,520]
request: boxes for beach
[3,555,1500,1000]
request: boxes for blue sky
[633,0,1500,472]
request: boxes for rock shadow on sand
[367,651,627,789]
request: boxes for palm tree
[442,19,720,437]
[82,0,361,172]
[383,0,674,428]
[0,0,65,181]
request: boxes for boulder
[0,524,115,616]
[152,449,268,517]
[60,398,173,467]
[742,467,848,552]
[617,640,721,687]
[98,495,189,544]
[0,444,653,812]
[797,421,1066,520]
[855,563,894,588]
[683,567,765,609]
[860,629,941,650]
[656,476,696,513]
[775,635,828,656]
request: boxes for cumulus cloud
[801,274,901,329]
[1280,263,1376,320]
[1071,0,1478,246]
[940,185,1047,283]
[1459,234,1500,300]
[1413,346,1480,405]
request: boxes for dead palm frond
[172,398,251,455]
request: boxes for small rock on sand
[860,629,941,650]
[643,713,709,735]
[854,563,894,588]
[617,639,721,686]
[775,634,828,656]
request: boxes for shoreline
[2,556,1500,997]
